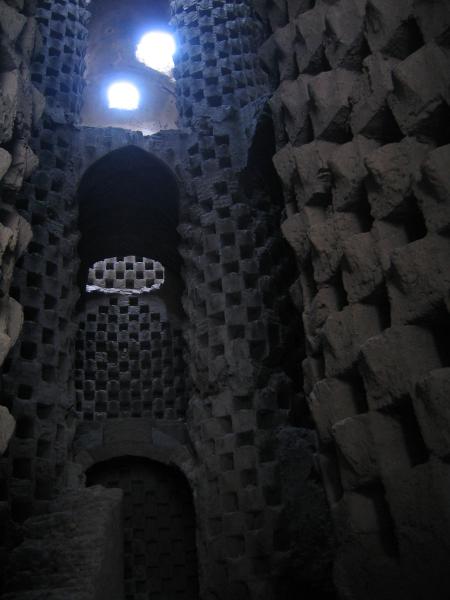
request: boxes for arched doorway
[86,456,199,599]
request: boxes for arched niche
[77,145,181,293]
[86,455,199,599]
[74,147,187,422]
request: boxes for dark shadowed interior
[0,0,449,599]
[77,145,180,289]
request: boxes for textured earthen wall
[3,0,449,598]
[172,1,335,597]
[255,0,450,597]
[0,1,47,585]
[3,486,124,600]
[1,0,336,597]
[1,1,184,529]
[74,290,190,421]
[1,0,89,534]
[86,257,165,292]
[0,0,45,453]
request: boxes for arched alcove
[86,456,199,599]
[77,145,180,291]
[74,146,189,422]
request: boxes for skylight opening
[107,82,140,110]
[136,31,176,75]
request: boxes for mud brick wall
[0,0,46,585]
[3,0,449,598]
[87,257,165,292]
[255,0,450,597]
[172,0,269,128]
[0,1,323,598]
[0,0,45,450]
[172,2,335,598]
[74,291,190,422]
[31,0,89,124]
[0,0,89,530]
[0,0,44,195]
[3,485,124,600]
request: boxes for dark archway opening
[77,145,180,294]
[86,456,199,599]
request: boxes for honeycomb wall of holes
[255,0,450,597]
[0,0,89,530]
[4,0,450,598]
[87,257,165,292]
[0,0,42,384]
[1,2,332,599]
[75,291,190,422]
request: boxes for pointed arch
[77,145,180,289]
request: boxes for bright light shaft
[136,31,176,75]
[108,82,140,110]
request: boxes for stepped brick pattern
[0,0,448,598]
[86,257,165,292]
[0,0,43,459]
[74,291,190,422]
[254,0,450,597]
[1,0,88,540]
